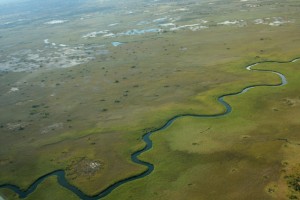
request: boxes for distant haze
[0,0,88,16]
[0,0,28,5]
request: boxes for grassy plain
[104,61,300,200]
[0,176,78,200]
[0,0,300,199]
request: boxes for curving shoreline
[0,57,299,199]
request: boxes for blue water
[111,42,123,47]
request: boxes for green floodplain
[0,0,300,199]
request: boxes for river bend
[0,57,299,199]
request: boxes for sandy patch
[66,157,104,178]
[0,43,108,72]
[9,87,19,92]
[173,8,189,12]
[153,17,168,23]
[119,28,162,36]
[253,19,264,24]
[218,20,239,25]
[103,33,116,38]
[170,24,208,31]
[246,63,257,70]
[219,20,238,25]
[218,20,247,27]
[269,19,291,26]
[253,17,293,26]
[244,4,260,8]
[108,23,119,27]
[159,23,176,27]
[82,30,110,38]
[41,123,64,134]
[88,28,162,38]
[44,20,68,25]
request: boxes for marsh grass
[1,0,300,199]
[104,61,300,200]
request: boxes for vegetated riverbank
[0,57,298,200]
[107,59,300,200]
[1,0,300,199]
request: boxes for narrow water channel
[0,57,299,199]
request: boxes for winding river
[0,57,299,199]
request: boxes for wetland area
[0,0,300,199]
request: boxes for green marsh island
[0,0,300,199]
